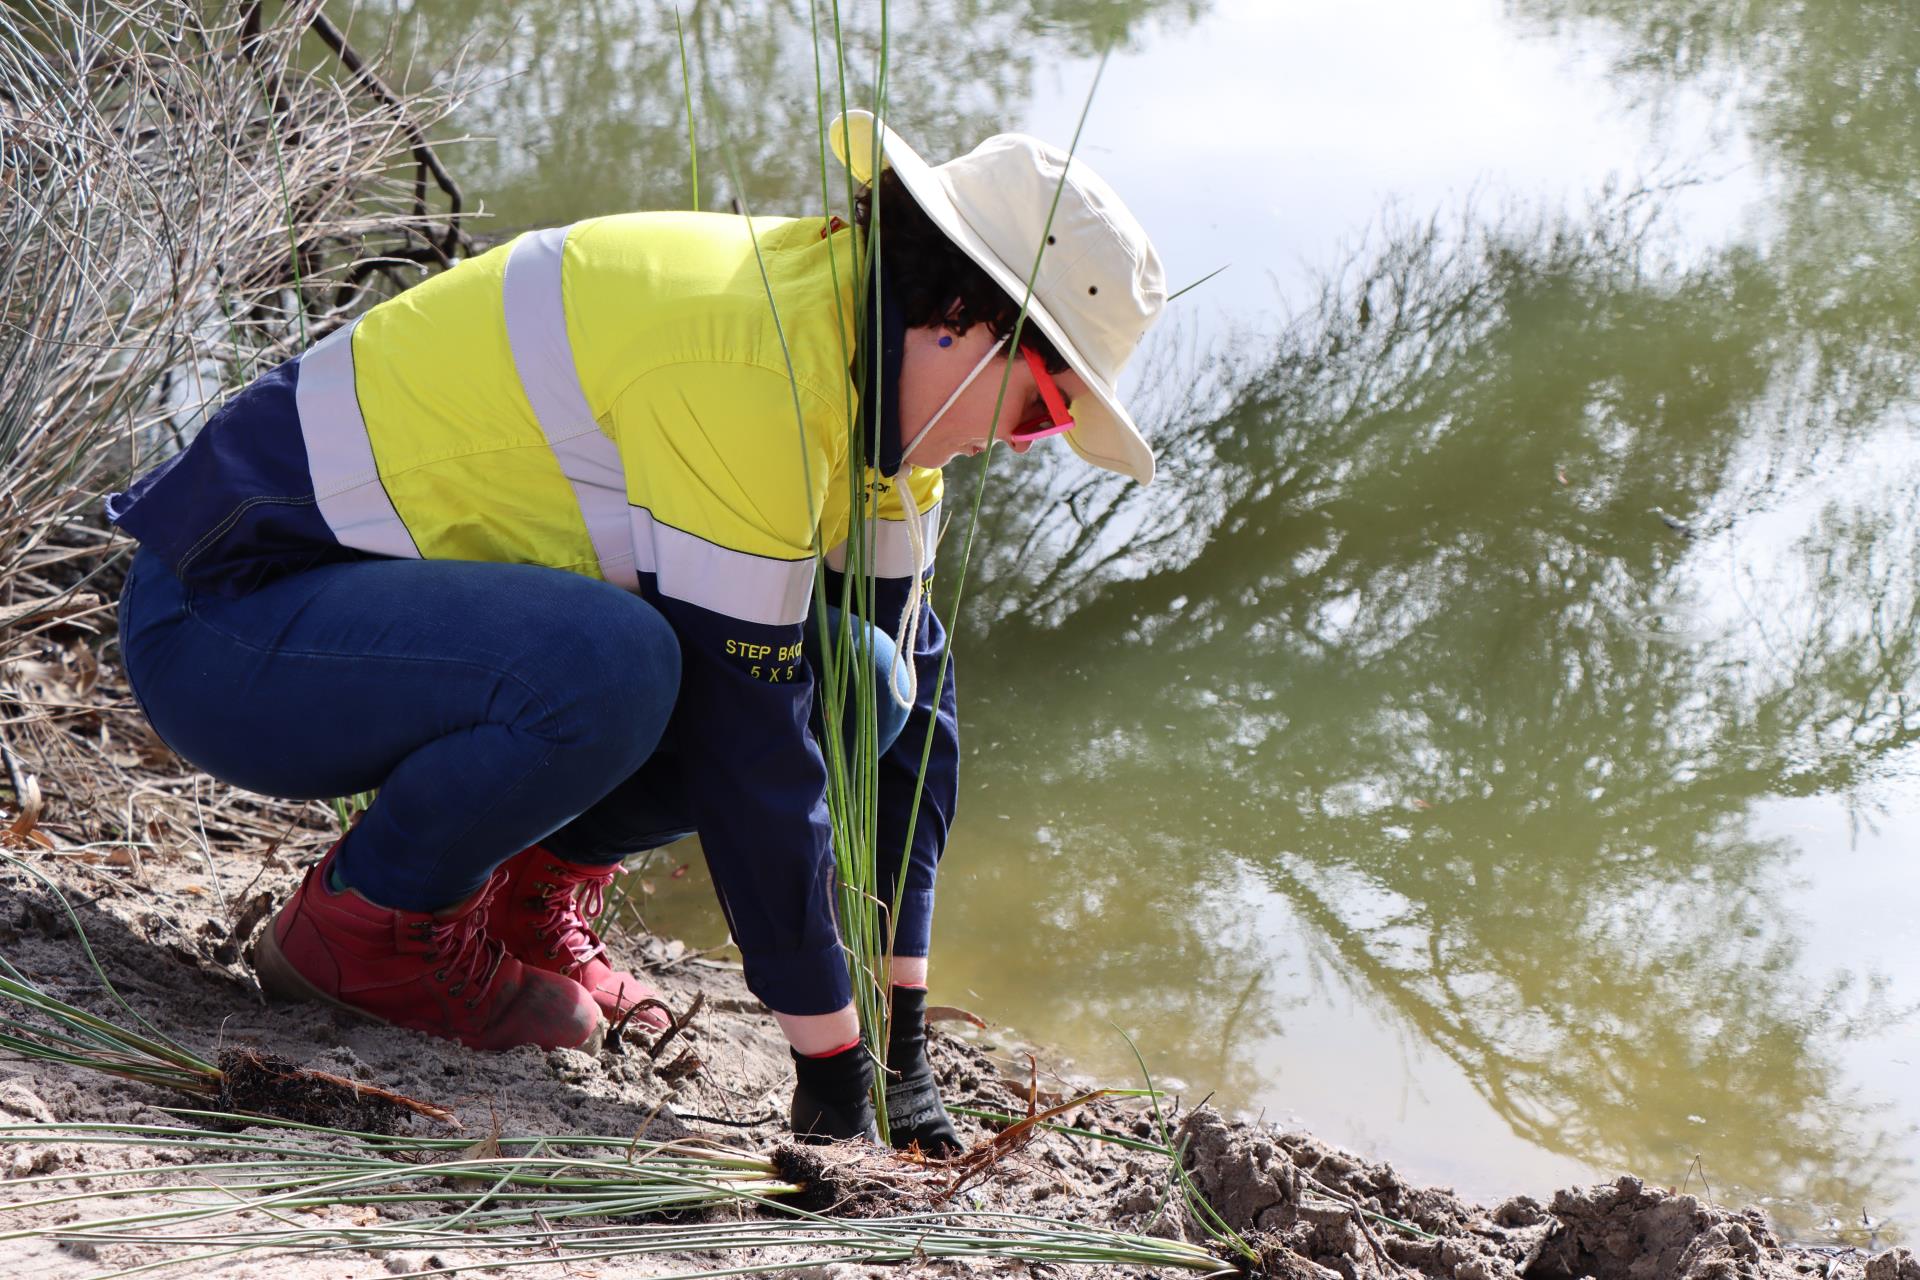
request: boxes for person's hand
[789,1044,880,1144]
[884,985,963,1157]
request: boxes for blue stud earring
[938,335,953,348]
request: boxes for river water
[361,0,1920,1242]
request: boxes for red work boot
[255,841,604,1053]
[492,845,671,1029]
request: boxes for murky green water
[357,0,1920,1242]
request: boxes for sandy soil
[0,837,1911,1280]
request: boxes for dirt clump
[1867,1249,1920,1280]
[1527,1177,1755,1278]
[1181,1107,1546,1280]
[1176,1108,1888,1280]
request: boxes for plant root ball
[772,1141,929,1217]
[216,1048,416,1134]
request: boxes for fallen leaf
[68,642,99,696]
[5,775,43,839]
[135,726,175,766]
[460,1131,503,1162]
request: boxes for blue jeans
[117,548,908,915]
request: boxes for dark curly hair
[853,169,1069,374]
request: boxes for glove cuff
[888,983,931,1059]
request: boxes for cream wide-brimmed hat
[830,109,1166,485]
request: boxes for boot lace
[414,871,511,1010]
[525,859,614,972]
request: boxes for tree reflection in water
[344,0,1211,230]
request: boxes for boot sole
[255,922,607,1055]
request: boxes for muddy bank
[0,845,1903,1280]
[1177,1106,1894,1280]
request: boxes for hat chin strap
[898,334,1008,465]
[886,334,1008,711]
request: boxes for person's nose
[1007,435,1034,454]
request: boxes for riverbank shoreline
[0,826,1905,1280]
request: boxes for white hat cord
[886,472,930,711]
[898,334,1008,464]
[883,335,1009,710]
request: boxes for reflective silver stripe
[631,508,814,626]
[294,319,419,560]
[502,225,639,592]
[823,501,941,577]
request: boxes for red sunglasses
[1008,345,1077,443]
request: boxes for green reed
[669,5,1122,1138]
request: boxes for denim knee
[873,633,911,753]
[516,586,681,780]
[804,606,913,754]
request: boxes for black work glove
[789,1044,879,1144]
[884,985,963,1157]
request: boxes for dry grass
[0,0,468,864]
